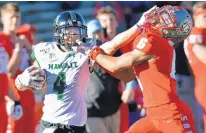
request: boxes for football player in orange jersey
[89,5,197,133]
[184,2,206,133]
[1,2,35,133]
[0,33,24,133]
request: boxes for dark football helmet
[53,11,87,48]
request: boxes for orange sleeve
[133,33,153,54]
[121,43,133,53]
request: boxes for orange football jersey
[133,29,177,107]
[131,28,185,119]
[184,27,206,104]
[184,27,206,77]
[121,42,133,53]
[184,27,206,133]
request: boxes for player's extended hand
[14,35,25,50]
[6,101,23,120]
[137,5,157,26]
[15,65,46,91]
[121,88,135,103]
[18,35,32,53]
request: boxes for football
[15,66,46,91]
[30,67,46,82]
[29,67,46,90]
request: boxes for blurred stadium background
[0,1,194,43]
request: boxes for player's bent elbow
[99,62,119,73]
[108,64,121,73]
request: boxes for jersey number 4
[53,72,66,100]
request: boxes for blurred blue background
[0,1,195,43]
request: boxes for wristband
[14,101,21,106]
[89,47,105,61]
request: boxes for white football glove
[15,65,46,91]
[6,101,23,120]
[137,5,157,26]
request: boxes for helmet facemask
[53,11,88,52]
[144,5,193,43]
[54,26,87,51]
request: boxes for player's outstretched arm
[89,48,153,78]
[100,5,157,56]
[101,24,143,55]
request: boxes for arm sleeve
[133,33,154,54]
